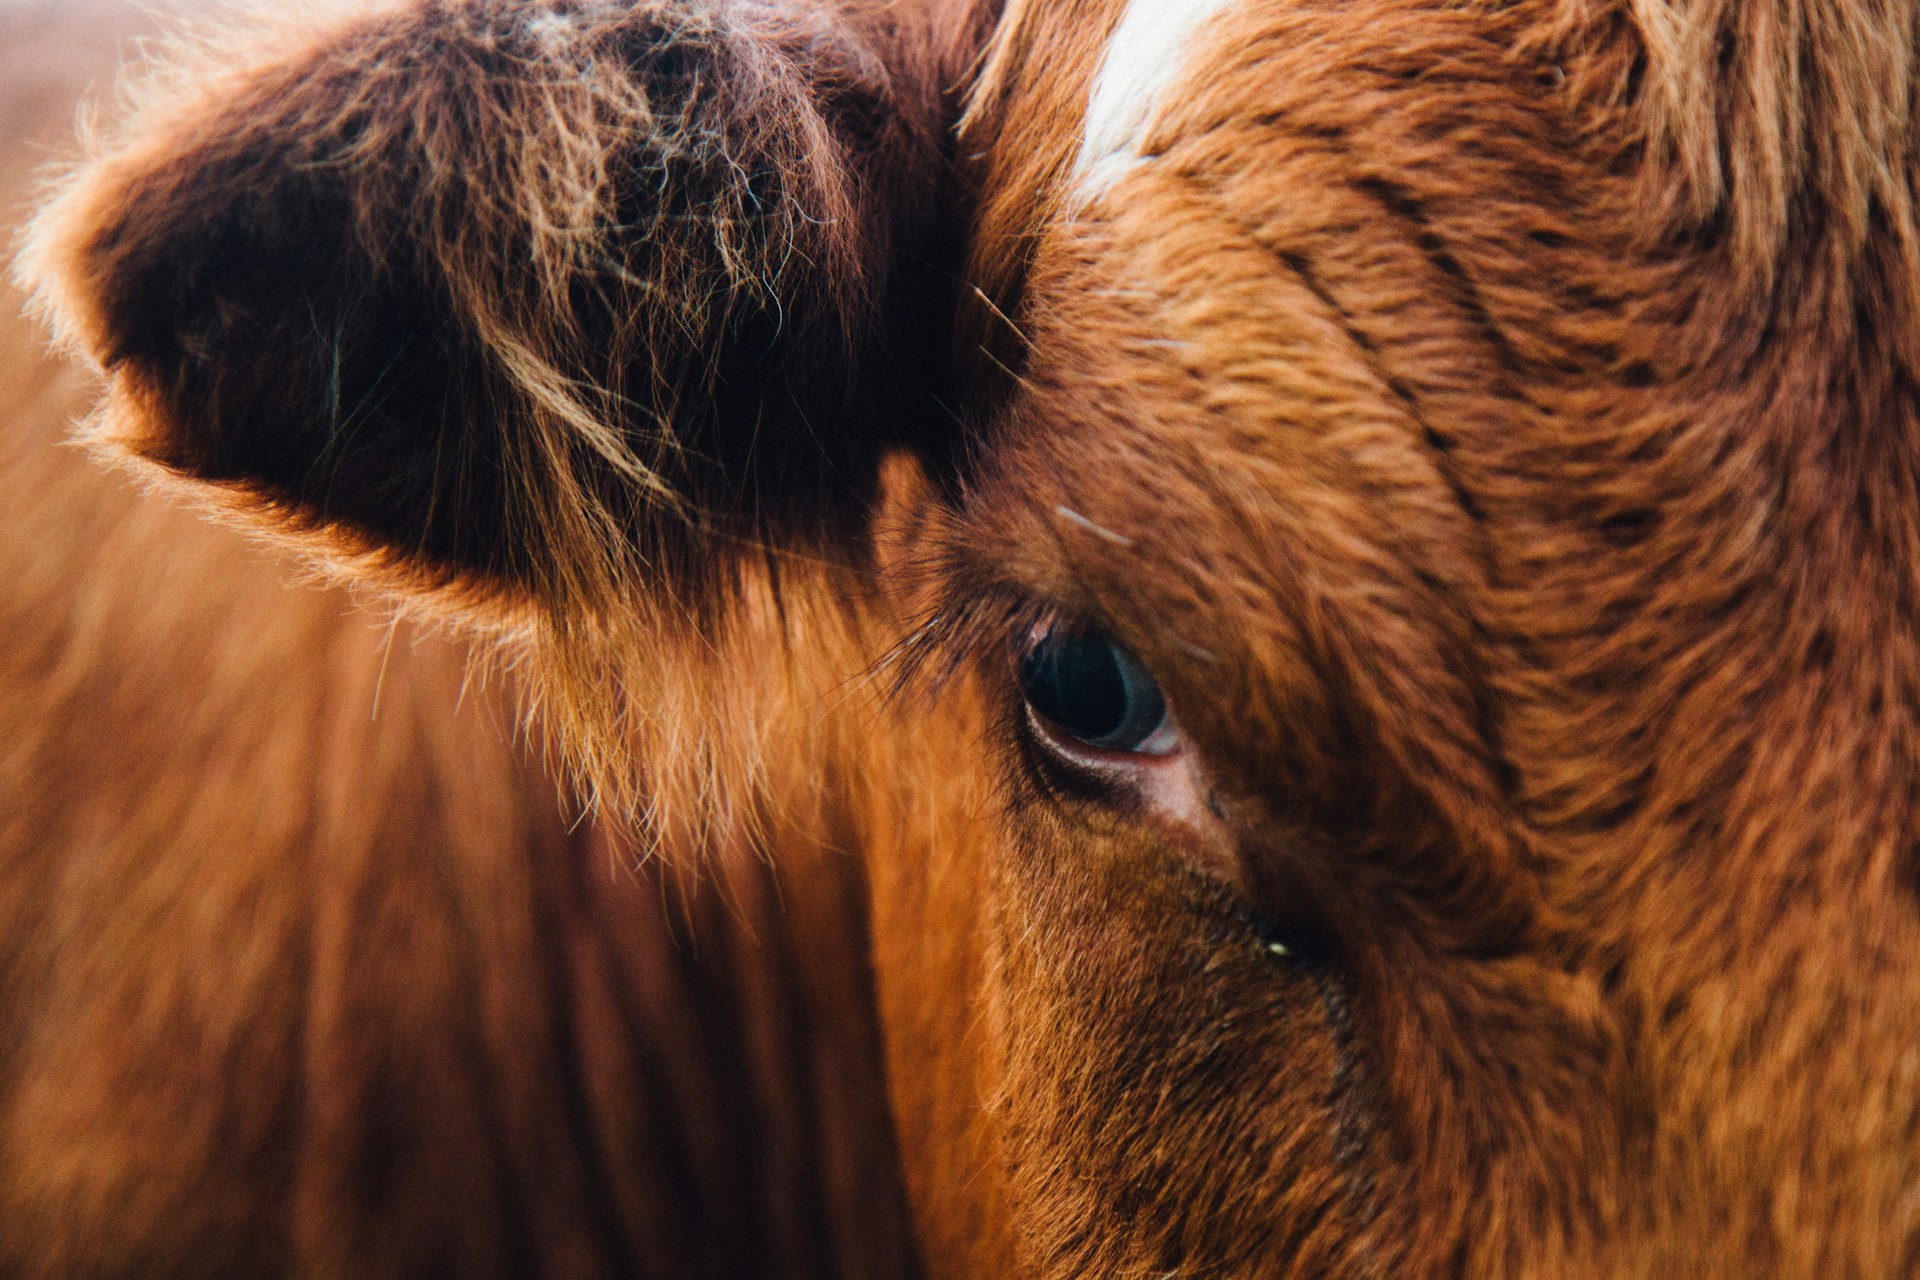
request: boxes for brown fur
[16,0,1920,1275]
[1,3,919,1275]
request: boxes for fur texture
[17,0,1920,1276]
[1,4,919,1275]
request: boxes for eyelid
[1021,697,1225,840]
[1024,698,1184,763]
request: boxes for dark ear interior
[26,0,963,609]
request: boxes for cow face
[24,0,1920,1275]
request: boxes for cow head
[23,0,1920,1274]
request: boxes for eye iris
[1018,628,1169,752]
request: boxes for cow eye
[1017,626,1179,756]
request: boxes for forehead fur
[962,0,1920,351]
[1073,0,1242,196]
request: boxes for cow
[13,0,1920,1274]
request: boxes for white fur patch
[1075,0,1240,197]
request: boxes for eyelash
[881,581,1055,704]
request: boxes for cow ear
[21,0,962,616]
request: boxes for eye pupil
[1018,627,1172,753]
[1021,631,1130,740]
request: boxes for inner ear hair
[21,0,965,619]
